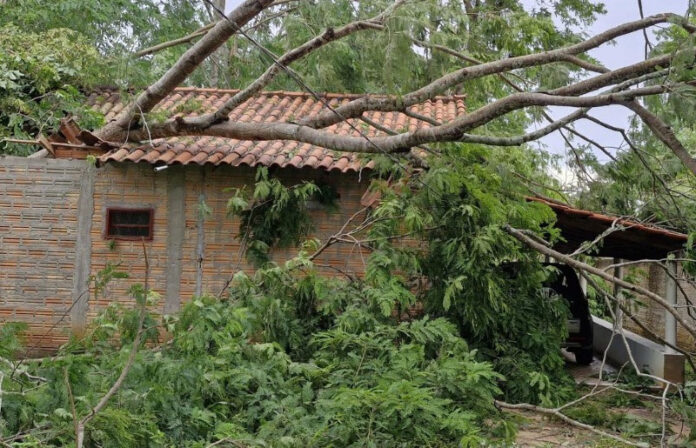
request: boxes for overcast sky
[525,0,690,172]
[225,1,691,176]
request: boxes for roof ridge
[171,87,466,101]
[89,86,466,101]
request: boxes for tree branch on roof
[94,0,276,142]
[121,83,687,153]
[89,5,696,186]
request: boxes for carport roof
[530,197,688,261]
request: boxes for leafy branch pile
[2,265,508,447]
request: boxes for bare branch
[75,243,151,448]
[133,23,216,58]
[495,400,649,447]
[505,225,696,341]
[459,108,585,146]
[63,367,79,445]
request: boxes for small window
[105,208,153,240]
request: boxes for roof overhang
[530,197,688,261]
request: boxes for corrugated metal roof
[88,88,467,172]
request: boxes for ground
[508,352,691,447]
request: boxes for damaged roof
[85,87,466,173]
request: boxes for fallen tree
[2,0,696,446]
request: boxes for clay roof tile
[89,88,466,172]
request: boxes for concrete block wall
[87,163,170,329]
[0,157,374,352]
[0,156,87,351]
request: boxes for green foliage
[0,25,105,154]
[361,145,575,404]
[219,144,575,406]
[227,167,337,266]
[1,260,510,447]
[0,322,27,360]
[0,0,208,87]
[0,0,211,154]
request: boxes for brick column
[70,164,95,334]
[165,166,185,314]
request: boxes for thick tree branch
[626,100,696,176]
[123,84,679,152]
[300,13,693,129]
[95,0,275,142]
[102,0,403,143]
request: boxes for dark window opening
[105,208,153,240]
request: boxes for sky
[225,0,691,180]
[524,0,691,184]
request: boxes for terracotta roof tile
[91,88,466,172]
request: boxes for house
[0,87,466,352]
[0,87,691,357]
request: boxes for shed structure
[530,196,690,383]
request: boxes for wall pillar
[195,167,206,297]
[612,259,624,331]
[165,166,186,314]
[665,259,678,352]
[70,164,95,334]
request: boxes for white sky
[527,1,690,164]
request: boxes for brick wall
[0,156,86,351]
[88,162,371,325]
[596,259,696,349]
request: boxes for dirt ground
[507,352,690,447]
[514,412,613,447]
[511,409,689,447]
